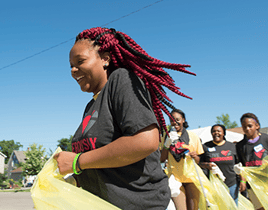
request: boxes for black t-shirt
[200,144,209,178]
[71,68,170,210]
[236,133,268,167]
[202,141,238,187]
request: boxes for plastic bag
[167,155,252,210]
[31,147,121,210]
[182,157,222,210]
[209,173,254,210]
[167,155,220,210]
[169,174,182,197]
[209,173,237,209]
[240,156,268,209]
[238,193,254,210]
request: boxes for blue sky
[0,0,267,152]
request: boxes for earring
[104,63,108,67]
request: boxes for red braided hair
[75,27,195,136]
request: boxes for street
[0,191,35,210]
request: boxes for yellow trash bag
[183,157,224,210]
[31,147,121,210]
[240,156,268,210]
[168,155,253,210]
[238,193,254,210]
[209,173,254,210]
[166,155,228,210]
[209,173,238,210]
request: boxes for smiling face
[69,39,110,94]
[242,118,260,139]
[170,112,185,132]
[211,126,225,143]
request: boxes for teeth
[76,76,84,81]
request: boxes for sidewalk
[0,191,35,210]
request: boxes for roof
[13,151,26,163]
[227,127,244,134]
[11,167,23,173]
[0,152,7,158]
[260,127,268,134]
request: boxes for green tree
[0,140,23,164]
[0,169,8,185]
[21,143,47,176]
[216,113,238,129]
[57,135,73,152]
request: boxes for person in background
[53,27,195,210]
[236,113,268,210]
[161,109,204,210]
[199,124,239,205]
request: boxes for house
[7,151,26,181]
[227,127,244,134]
[260,127,268,134]
[0,152,7,174]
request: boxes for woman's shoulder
[260,132,268,140]
[225,140,235,146]
[108,68,143,87]
[109,68,133,80]
[186,130,202,143]
[224,141,236,150]
[204,140,214,147]
[187,130,199,139]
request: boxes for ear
[100,52,111,67]
[256,123,260,131]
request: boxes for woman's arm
[239,175,247,192]
[54,124,159,175]
[160,148,169,163]
[199,162,216,170]
[189,151,201,163]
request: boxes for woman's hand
[200,162,216,170]
[239,181,247,192]
[53,151,77,175]
[189,151,200,163]
[189,151,198,159]
[239,176,247,192]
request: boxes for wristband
[73,153,82,175]
[163,145,169,150]
[240,180,246,184]
[76,153,83,172]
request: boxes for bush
[0,170,8,186]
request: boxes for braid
[75,27,195,137]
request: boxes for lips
[75,75,84,83]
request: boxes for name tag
[254,144,263,153]
[208,147,216,152]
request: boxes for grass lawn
[0,189,31,192]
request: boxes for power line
[0,0,164,71]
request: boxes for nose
[71,66,79,77]
[71,66,78,73]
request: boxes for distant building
[260,127,268,134]
[227,127,244,135]
[0,152,7,174]
[7,151,26,181]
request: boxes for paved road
[0,191,35,210]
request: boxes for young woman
[199,124,239,205]
[236,113,268,210]
[53,27,195,210]
[161,109,204,210]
